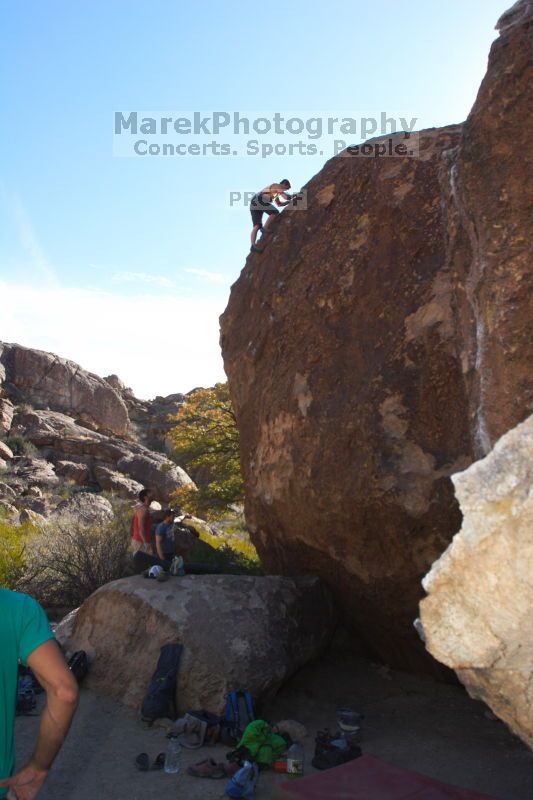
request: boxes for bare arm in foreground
[0,640,79,799]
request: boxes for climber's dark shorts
[250,194,279,228]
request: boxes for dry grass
[17,510,131,607]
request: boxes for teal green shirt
[0,590,54,797]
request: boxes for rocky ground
[14,650,532,800]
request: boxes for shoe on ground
[187,758,226,779]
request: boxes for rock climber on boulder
[250,179,292,252]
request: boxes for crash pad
[271,755,498,800]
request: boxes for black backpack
[16,674,36,715]
[311,729,362,770]
[67,651,89,683]
[141,643,183,724]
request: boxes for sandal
[135,752,149,771]
[187,758,226,779]
[152,752,165,770]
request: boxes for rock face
[220,1,532,671]
[55,460,90,485]
[0,343,129,437]
[56,574,336,712]
[0,398,14,435]
[104,374,185,453]
[52,492,115,523]
[449,0,533,448]
[8,409,192,502]
[93,466,143,499]
[420,416,533,748]
[0,440,13,461]
[10,457,60,490]
[0,346,195,512]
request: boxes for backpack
[174,709,221,748]
[220,690,256,746]
[16,674,36,716]
[67,650,89,683]
[311,728,362,770]
[170,556,185,576]
[141,643,183,724]
[225,761,259,799]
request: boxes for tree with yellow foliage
[168,383,244,520]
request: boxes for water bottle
[225,760,258,798]
[286,742,304,778]
[164,732,181,774]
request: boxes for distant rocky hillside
[220,0,532,678]
[0,341,194,522]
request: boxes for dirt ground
[14,650,532,800]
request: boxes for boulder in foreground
[420,415,533,748]
[56,574,337,713]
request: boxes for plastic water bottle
[164,733,181,774]
[286,742,304,777]
[226,761,258,798]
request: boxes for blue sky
[0,0,506,398]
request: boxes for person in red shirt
[131,488,154,554]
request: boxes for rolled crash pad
[271,755,497,800]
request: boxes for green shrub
[56,479,77,501]
[18,509,131,607]
[187,518,262,575]
[0,520,36,588]
[168,383,244,520]
[5,434,38,457]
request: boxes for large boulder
[11,409,100,448]
[55,460,91,485]
[223,128,469,673]
[93,465,143,499]
[56,574,336,712]
[219,1,533,672]
[115,452,192,501]
[0,397,14,435]
[0,342,129,437]
[0,482,16,500]
[450,0,533,446]
[10,457,60,489]
[419,415,533,748]
[52,492,114,524]
[0,440,13,461]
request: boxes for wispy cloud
[11,197,58,285]
[185,268,227,285]
[110,270,175,288]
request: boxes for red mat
[272,755,498,799]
